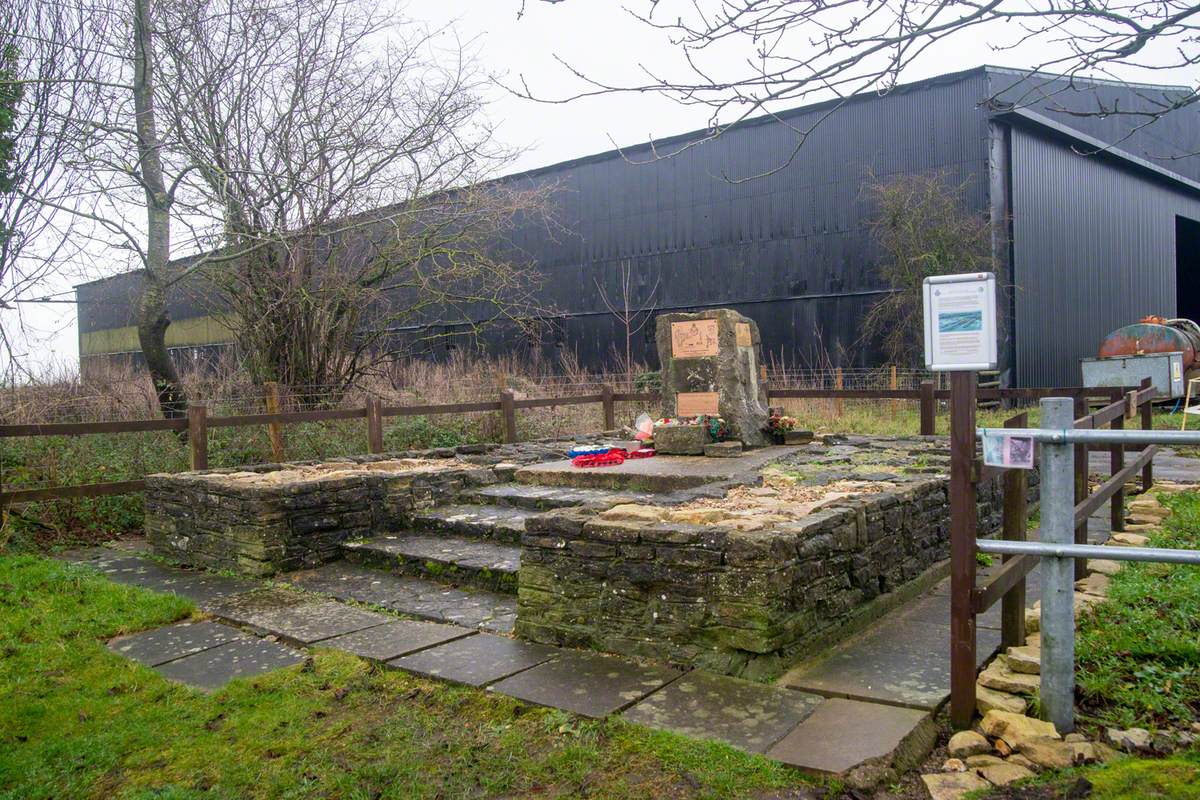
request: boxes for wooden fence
[946,375,1158,729]
[0,381,1133,507]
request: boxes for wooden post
[264,382,285,462]
[366,397,384,454]
[1111,412,1125,533]
[1073,397,1089,580]
[834,368,844,417]
[919,380,936,435]
[1140,378,1154,492]
[948,371,978,730]
[890,365,898,418]
[500,389,517,444]
[601,384,616,431]
[1001,412,1028,650]
[188,404,208,471]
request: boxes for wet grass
[0,554,821,800]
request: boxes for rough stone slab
[514,446,794,493]
[319,620,473,662]
[766,698,931,775]
[778,605,1001,710]
[409,504,531,542]
[623,671,821,753]
[344,533,519,581]
[489,651,681,718]
[389,633,558,687]
[155,637,306,690]
[286,563,517,633]
[229,599,391,644]
[466,483,657,511]
[108,620,246,666]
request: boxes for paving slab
[284,563,517,633]
[778,610,1001,710]
[623,671,822,753]
[389,633,558,687]
[230,599,391,644]
[343,533,519,591]
[514,446,795,492]
[319,620,474,662]
[108,620,246,666]
[208,587,320,627]
[489,650,681,718]
[155,637,306,690]
[766,698,931,775]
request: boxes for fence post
[1039,397,1077,733]
[1140,380,1154,492]
[264,382,285,462]
[1110,412,1125,533]
[1073,397,1089,580]
[834,368,844,417]
[948,370,978,730]
[919,381,936,435]
[601,384,616,431]
[366,397,384,454]
[890,365,898,418]
[1001,412,1028,650]
[188,404,208,471]
[500,389,517,444]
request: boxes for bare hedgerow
[861,172,997,366]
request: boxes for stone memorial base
[653,423,708,455]
[704,441,744,458]
[145,455,497,576]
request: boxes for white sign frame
[923,272,998,372]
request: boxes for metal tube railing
[978,427,1200,445]
[977,539,1200,565]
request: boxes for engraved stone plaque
[671,319,719,358]
[735,323,752,348]
[676,391,720,417]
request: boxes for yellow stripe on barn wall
[80,315,236,355]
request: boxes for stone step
[463,483,655,511]
[341,533,520,594]
[408,504,531,543]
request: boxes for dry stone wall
[517,443,1034,680]
[145,438,605,576]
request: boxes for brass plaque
[677,391,720,417]
[735,322,752,348]
[671,319,719,358]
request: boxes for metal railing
[974,408,1200,732]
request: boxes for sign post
[924,272,998,730]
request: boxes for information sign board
[923,273,998,371]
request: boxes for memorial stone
[655,309,770,448]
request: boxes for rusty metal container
[1098,316,1200,371]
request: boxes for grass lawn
[0,554,820,800]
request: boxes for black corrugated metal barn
[75,65,1200,387]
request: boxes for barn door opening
[1176,216,1200,322]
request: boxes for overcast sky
[7,0,1196,375]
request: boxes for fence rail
[946,374,1159,730]
[0,381,1137,507]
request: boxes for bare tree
[0,0,102,377]
[861,172,996,365]
[153,0,553,396]
[594,259,658,389]
[526,1,1200,170]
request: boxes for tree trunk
[131,0,187,419]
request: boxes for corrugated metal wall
[1010,126,1200,386]
[478,70,993,368]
